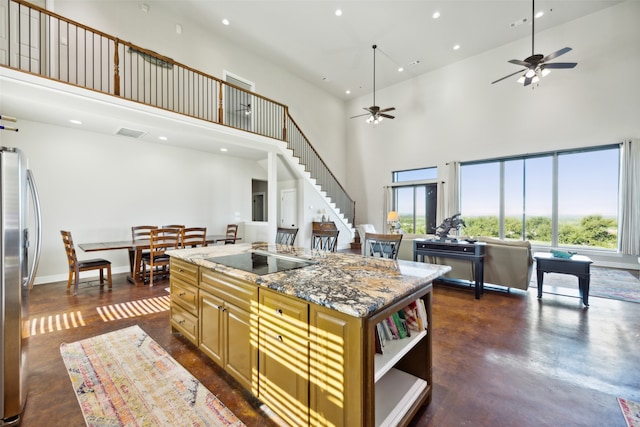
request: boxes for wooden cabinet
[170,258,199,344]
[258,288,309,427]
[199,269,257,392]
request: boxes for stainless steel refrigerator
[0,147,41,426]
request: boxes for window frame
[460,144,620,250]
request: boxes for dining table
[78,235,241,285]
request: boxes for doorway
[223,71,254,132]
[252,179,267,222]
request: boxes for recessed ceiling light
[432,11,440,19]
[335,9,342,17]
[222,18,230,26]
[535,10,544,18]
[409,60,420,66]
[69,119,82,125]
[158,136,168,141]
[220,148,228,152]
[398,67,404,72]
[453,44,461,50]
[345,90,351,95]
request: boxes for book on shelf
[417,298,428,331]
[373,297,430,355]
[403,302,420,332]
[386,316,399,339]
[374,325,384,354]
[392,311,408,339]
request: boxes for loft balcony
[0,0,354,228]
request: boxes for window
[460,145,620,250]
[391,167,438,234]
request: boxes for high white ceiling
[0,0,625,162]
[159,0,623,100]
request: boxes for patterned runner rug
[60,325,245,426]
[530,265,640,304]
[618,397,640,427]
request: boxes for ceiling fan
[351,44,395,124]
[491,0,577,87]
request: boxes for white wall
[346,1,640,267]
[0,119,266,283]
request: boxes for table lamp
[387,211,399,233]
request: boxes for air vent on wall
[116,127,147,138]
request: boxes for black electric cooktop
[205,252,316,276]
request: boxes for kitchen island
[168,243,450,427]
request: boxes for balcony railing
[0,0,354,225]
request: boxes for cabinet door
[310,304,364,426]
[259,289,309,427]
[224,301,256,392]
[199,291,224,367]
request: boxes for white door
[280,189,297,228]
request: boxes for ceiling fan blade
[350,113,370,119]
[491,69,526,84]
[542,47,572,63]
[379,114,395,119]
[543,62,577,69]
[523,75,534,86]
[508,59,531,67]
[378,107,395,113]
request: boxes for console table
[414,240,486,299]
[534,252,593,306]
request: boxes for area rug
[60,325,245,427]
[618,397,640,427]
[530,265,640,304]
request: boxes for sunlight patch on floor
[27,311,86,337]
[96,295,170,322]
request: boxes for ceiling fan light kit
[350,44,396,124]
[492,0,577,88]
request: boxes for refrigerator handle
[26,169,42,290]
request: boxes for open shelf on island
[374,329,427,383]
[374,367,428,427]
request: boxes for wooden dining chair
[60,230,112,295]
[364,232,403,260]
[182,227,207,248]
[224,224,238,244]
[311,229,340,252]
[142,227,181,286]
[163,224,185,246]
[131,225,157,281]
[276,227,299,246]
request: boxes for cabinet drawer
[171,278,198,314]
[259,288,308,340]
[170,303,198,344]
[200,269,257,312]
[170,258,199,285]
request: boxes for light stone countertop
[168,243,451,318]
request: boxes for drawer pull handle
[179,292,186,297]
[275,308,283,315]
[273,335,283,342]
[177,319,185,325]
[217,305,226,312]
[178,268,184,272]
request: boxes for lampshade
[387,211,399,222]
